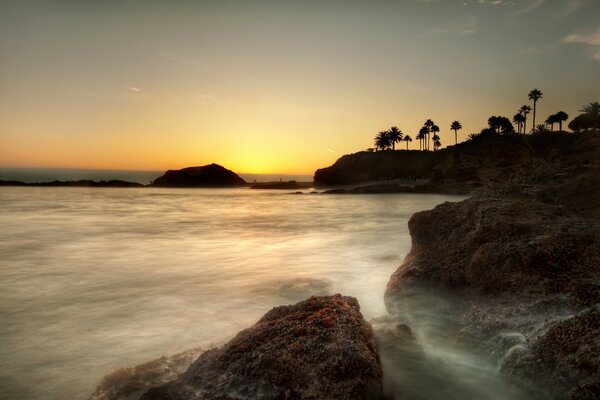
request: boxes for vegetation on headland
[371,90,598,152]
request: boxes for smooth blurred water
[0,187,462,400]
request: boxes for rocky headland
[385,132,600,399]
[315,132,589,194]
[151,164,246,187]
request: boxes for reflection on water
[1,187,465,399]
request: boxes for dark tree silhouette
[450,120,462,145]
[580,101,600,117]
[568,114,596,131]
[433,136,441,151]
[403,135,412,150]
[488,116,514,134]
[554,111,568,131]
[535,123,548,133]
[374,131,391,151]
[520,105,532,133]
[545,114,557,131]
[568,101,600,131]
[431,123,440,151]
[513,113,526,134]
[528,89,543,132]
[417,127,428,151]
[424,119,435,151]
[387,126,403,150]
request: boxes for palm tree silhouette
[433,137,441,151]
[387,126,403,150]
[424,119,434,151]
[545,114,556,131]
[431,124,440,150]
[513,113,526,134]
[450,121,462,145]
[528,89,543,132]
[403,135,413,150]
[534,123,548,133]
[554,111,569,131]
[519,105,532,133]
[580,101,600,117]
[417,127,428,151]
[374,131,391,151]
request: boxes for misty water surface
[1,187,472,399]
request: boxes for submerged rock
[141,294,384,400]
[151,164,245,187]
[385,133,600,399]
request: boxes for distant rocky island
[0,179,144,187]
[151,164,246,187]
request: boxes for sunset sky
[1,0,599,174]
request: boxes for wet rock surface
[141,294,384,400]
[385,133,600,399]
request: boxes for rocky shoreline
[91,132,598,399]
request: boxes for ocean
[0,187,519,400]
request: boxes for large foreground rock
[385,133,600,399]
[142,294,384,400]
[152,164,245,187]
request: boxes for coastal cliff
[314,133,588,194]
[385,132,600,399]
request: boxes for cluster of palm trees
[374,127,413,151]
[513,89,568,133]
[545,111,569,131]
[373,119,463,152]
[370,90,597,152]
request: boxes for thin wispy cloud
[563,30,600,46]
[160,51,210,69]
[126,86,141,92]
[516,0,546,15]
[326,148,337,154]
[563,28,600,62]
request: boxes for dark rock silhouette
[0,179,143,187]
[385,132,600,399]
[141,294,384,400]
[151,164,245,187]
[314,132,595,194]
[249,180,313,190]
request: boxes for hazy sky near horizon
[1,0,599,174]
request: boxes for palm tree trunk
[524,118,527,134]
[454,130,457,145]
[559,121,563,131]
[532,101,537,132]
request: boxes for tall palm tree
[528,89,543,132]
[424,119,434,151]
[554,111,569,131]
[387,126,403,150]
[513,113,526,134]
[403,135,413,150]
[450,121,462,145]
[431,124,440,150]
[520,105,532,133]
[374,131,391,151]
[418,127,428,151]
